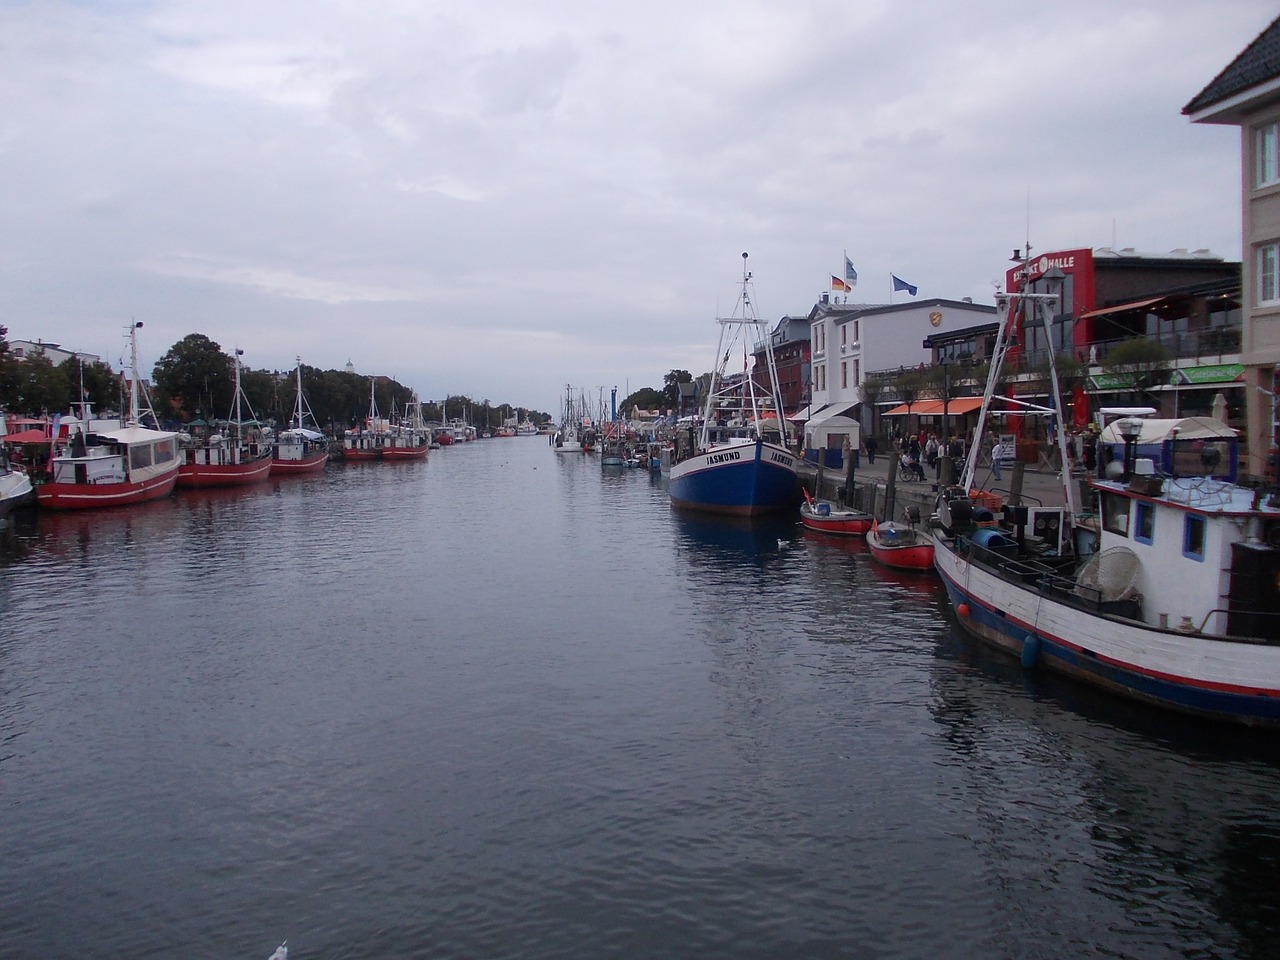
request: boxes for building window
[1257,122,1280,189]
[1258,243,1280,306]
[840,325,847,348]
[841,361,847,389]
[1101,493,1129,537]
[1183,514,1206,562]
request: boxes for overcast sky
[1,1,1274,415]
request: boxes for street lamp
[1118,417,1143,481]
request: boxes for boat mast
[126,321,143,427]
[293,359,305,430]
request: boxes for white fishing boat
[272,358,329,475]
[929,253,1280,726]
[36,322,181,510]
[668,253,798,516]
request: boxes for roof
[1183,15,1280,119]
[1098,417,1236,445]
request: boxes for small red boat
[866,516,935,571]
[799,491,873,536]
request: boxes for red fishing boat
[272,358,329,475]
[343,379,388,461]
[176,348,273,488]
[37,322,181,510]
[799,489,873,536]
[382,394,430,461]
[866,513,935,571]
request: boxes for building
[753,315,811,416]
[8,340,103,366]
[1002,246,1242,439]
[1184,13,1280,479]
[805,296,998,441]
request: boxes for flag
[891,274,918,296]
[844,256,858,285]
[831,275,851,293]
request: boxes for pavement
[801,450,1080,512]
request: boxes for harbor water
[4,437,1280,959]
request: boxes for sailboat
[37,322,182,509]
[272,358,329,475]
[929,248,1280,726]
[668,253,799,516]
[175,348,273,487]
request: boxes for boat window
[130,444,153,471]
[1134,502,1154,545]
[1183,514,1207,562]
[154,438,177,464]
[1101,493,1129,537]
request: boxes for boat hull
[799,502,872,536]
[382,444,429,461]
[271,450,329,475]
[176,455,273,487]
[668,439,798,517]
[36,467,179,510]
[932,533,1280,726]
[0,470,35,516]
[866,521,935,570]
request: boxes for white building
[8,340,102,366]
[804,296,997,445]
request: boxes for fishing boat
[384,393,430,461]
[929,257,1280,726]
[0,457,34,516]
[343,380,388,460]
[866,513,935,570]
[668,253,798,516]
[799,489,873,536]
[272,358,330,475]
[176,348,273,487]
[36,322,181,510]
[552,384,585,454]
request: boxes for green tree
[622,387,667,413]
[1102,338,1172,398]
[662,369,693,409]
[153,334,233,422]
[58,356,121,415]
[0,323,16,408]
[9,351,70,415]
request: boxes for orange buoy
[957,603,970,618]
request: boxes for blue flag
[892,274,917,296]
[844,256,858,285]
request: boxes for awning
[4,429,51,443]
[788,404,823,421]
[806,404,858,428]
[1079,296,1167,320]
[882,397,985,417]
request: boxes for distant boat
[37,323,181,510]
[668,253,798,516]
[272,358,329,475]
[384,393,430,461]
[799,490,872,536]
[176,348,273,488]
[343,380,387,461]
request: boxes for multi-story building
[1184,13,1280,479]
[804,295,997,439]
[1003,246,1242,437]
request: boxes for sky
[1,0,1275,417]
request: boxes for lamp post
[1119,416,1142,481]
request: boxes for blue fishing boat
[668,253,798,516]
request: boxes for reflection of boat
[272,359,329,475]
[799,490,872,536]
[176,349,273,487]
[672,507,797,561]
[668,253,798,516]
[867,515,935,571]
[930,259,1280,726]
[37,323,181,510]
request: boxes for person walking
[990,436,1005,482]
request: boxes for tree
[860,375,887,438]
[662,369,693,409]
[1102,337,1172,399]
[0,323,16,408]
[622,387,667,413]
[58,356,121,415]
[891,369,928,434]
[8,351,70,415]
[153,334,233,422]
